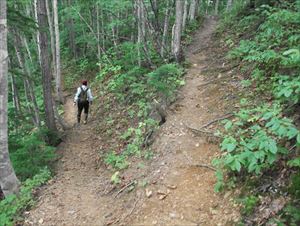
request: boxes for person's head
[82,80,87,86]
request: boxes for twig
[182,151,216,171]
[122,198,139,221]
[200,113,233,129]
[197,77,228,88]
[114,181,135,198]
[184,123,216,137]
[193,164,216,171]
[106,198,139,225]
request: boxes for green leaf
[297,133,300,144]
[287,157,300,167]
[224,121,233,131]
[267,139,277,154]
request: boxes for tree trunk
[160,0,171,58]
[34,0,42,66]
[215,0,220,15]
[172,0,184,62]
[182,0,188,32]
[37,0,58,135]
[96,4,101,65]
[188,0,197,21]
[10,74,22,116]
[226,0,233,11]
[14,32,41,127]
[53,0,63,103]
[136,0,142,66]
[68,0,77,58]
[0,0,20,197]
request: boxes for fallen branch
[184,123,217,137]
[193,164,216,171]
[122,198,139,221]
[200,113,233,129]
[106,198,139,225]
[183,151,216,171]
[197,77,228,88]
[114,181,135,198]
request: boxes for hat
[82,80,87,86]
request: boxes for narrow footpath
[25,18,239,226]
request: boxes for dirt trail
[25,17,239,226]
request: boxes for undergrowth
[214,0,300,224]
[0,168,51,226]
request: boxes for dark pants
[77,101,89,123]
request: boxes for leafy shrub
[9,129,56,180]
[0,168,51,226]
[147,63,184,98]
[238,195,259,216]
[214,102,300,181]
[104,151,128,170]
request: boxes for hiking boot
[83,120,87,125]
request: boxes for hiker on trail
[74,80,93,125]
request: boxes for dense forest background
[0,0,300,225]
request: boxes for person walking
[74,80,93,125]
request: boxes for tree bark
[45,0,56,79]
[68,0,77,58]
[226,0,233,11]
[14,32,41,127]
[172,0,184,62]
[188,0,197,21]
[34,0,42,67]
[182,0,188,32]
[215,0,220,15]
[53,0,63,103]
[37,0,58,134]
[0,0,20,197]
[10,74,22,116]
[160,0,171,58]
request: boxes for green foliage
[215,2,300,193]
[281,204,300,226]
[110,171,121,184]
[289,173,300,200]
[147,64,184,98]
[9,129,56,181]
[104,151,128,170]
[0,168,51,226]
[215,102,300,181]
[238,195,259,216]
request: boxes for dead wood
[199,113,233,129]
[114,181,135,198]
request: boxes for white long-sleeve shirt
[74,85,93,103]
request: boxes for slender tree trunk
[188,0,197,21]
[14,32,41,127]
[160,0,171,58]
[22,36,33,64]
[34,0,42,66]
[10,72,22,116]
[136,0,142,66]
[96,4,101,65]
[182,0,188,32]
[226,0,233,11]
[68,0,77,58]
[53,0,63,103]
[45,0,56,80]
[37,0,58,135]
[215,0,220,15]
[172,0,184,62]
[0,0,20,197]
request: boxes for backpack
[78,86,89,103]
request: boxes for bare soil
[25,17,240,226]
